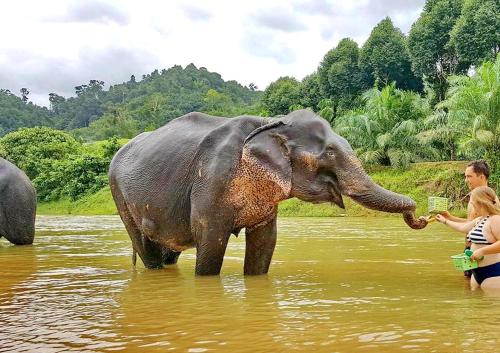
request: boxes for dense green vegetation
[0,0,498,215]
[34,162,468,217]
[258,0,499,190]
[335,83,431,168]
[0,89,53,135]
[360,18,421,91]
[1,65,261,140]
[0,129,124,201]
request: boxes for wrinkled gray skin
[0,157,36,245]
[109,110,427,275]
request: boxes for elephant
[0,157,36,245]
[109,109,427,275]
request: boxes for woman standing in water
[436,186,500,290]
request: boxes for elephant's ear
[242,120,292,197]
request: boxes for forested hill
[0,63,262,140]
[0,89,53,136]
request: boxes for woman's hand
[439,211,451,219]
[435,214,447,225]
[470,249,485,261]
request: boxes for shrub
[0,127,80,180]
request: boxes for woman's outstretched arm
[435,214,480,233]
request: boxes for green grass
[37,187,118,215]
[38,161,469,217]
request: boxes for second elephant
[0,157,37,245]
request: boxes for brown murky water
[1,216,499,352]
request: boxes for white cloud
[180,4,214,22]
[252,5,308,32]
[48,0,130,24]
[0,0,424,106]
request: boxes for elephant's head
[243,110,427,229]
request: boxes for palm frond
[475,130,495,146]
[358,149,384,165]
[376,133,392,149]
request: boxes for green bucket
[451,253,479,271]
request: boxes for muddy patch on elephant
[228,148,289,229]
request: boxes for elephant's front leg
[193,219,232,276]
[244,216,277,275]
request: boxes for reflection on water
[1,215,499,352]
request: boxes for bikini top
[467,216,491,244]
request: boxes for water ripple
[1,216,499,352]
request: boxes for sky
[0,0,425,106]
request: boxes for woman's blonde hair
[470,186,500,216]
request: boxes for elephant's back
[0,158,35,197]
[109,112,256,206]
[113,112,226,164]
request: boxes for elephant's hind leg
[122,207,181,268]
[112,187,180,268]
[244,217,277,275]
[162,250,181,265]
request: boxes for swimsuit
[467,216,491,244]
[472,262,500,285]
[467,216,500,285]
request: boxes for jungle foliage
[0,0,498,205]
[1,64,261,140]
[259,0,498,189]
[0,128,123,201]
[0,90,53,135]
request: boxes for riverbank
[37,161,469,217]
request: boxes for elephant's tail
[132,248,137,267]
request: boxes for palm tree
[440,55,499,166]
[335,83,436,168]
[416,109,462,160]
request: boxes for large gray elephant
[109,110,427,275]
[0,157,36,245]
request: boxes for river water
[1,216,499,352]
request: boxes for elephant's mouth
[328,181,345,209]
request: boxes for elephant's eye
[325,147,335,158]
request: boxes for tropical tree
[299,73,323,111]
[360,17,421,91]
[20,88,30,103]
[203,89,232,115]
[416,109,462,160]
[441,55,500,174]
[261,76,301,116]
[318,38,368,119]
[334,83,434,168]
[2,64,260,135]
[450,0,500,69]
[72,106,139,141]
[408,0,465,101]
[0,90,53,135]
[134,93,170,129]
[317,99,334,124]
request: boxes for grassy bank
[37,186,118,215]
[38,161,469,217]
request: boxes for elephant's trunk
[337,162,427,229]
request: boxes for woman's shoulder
[490,214,500,222]
[488,215,500,230]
